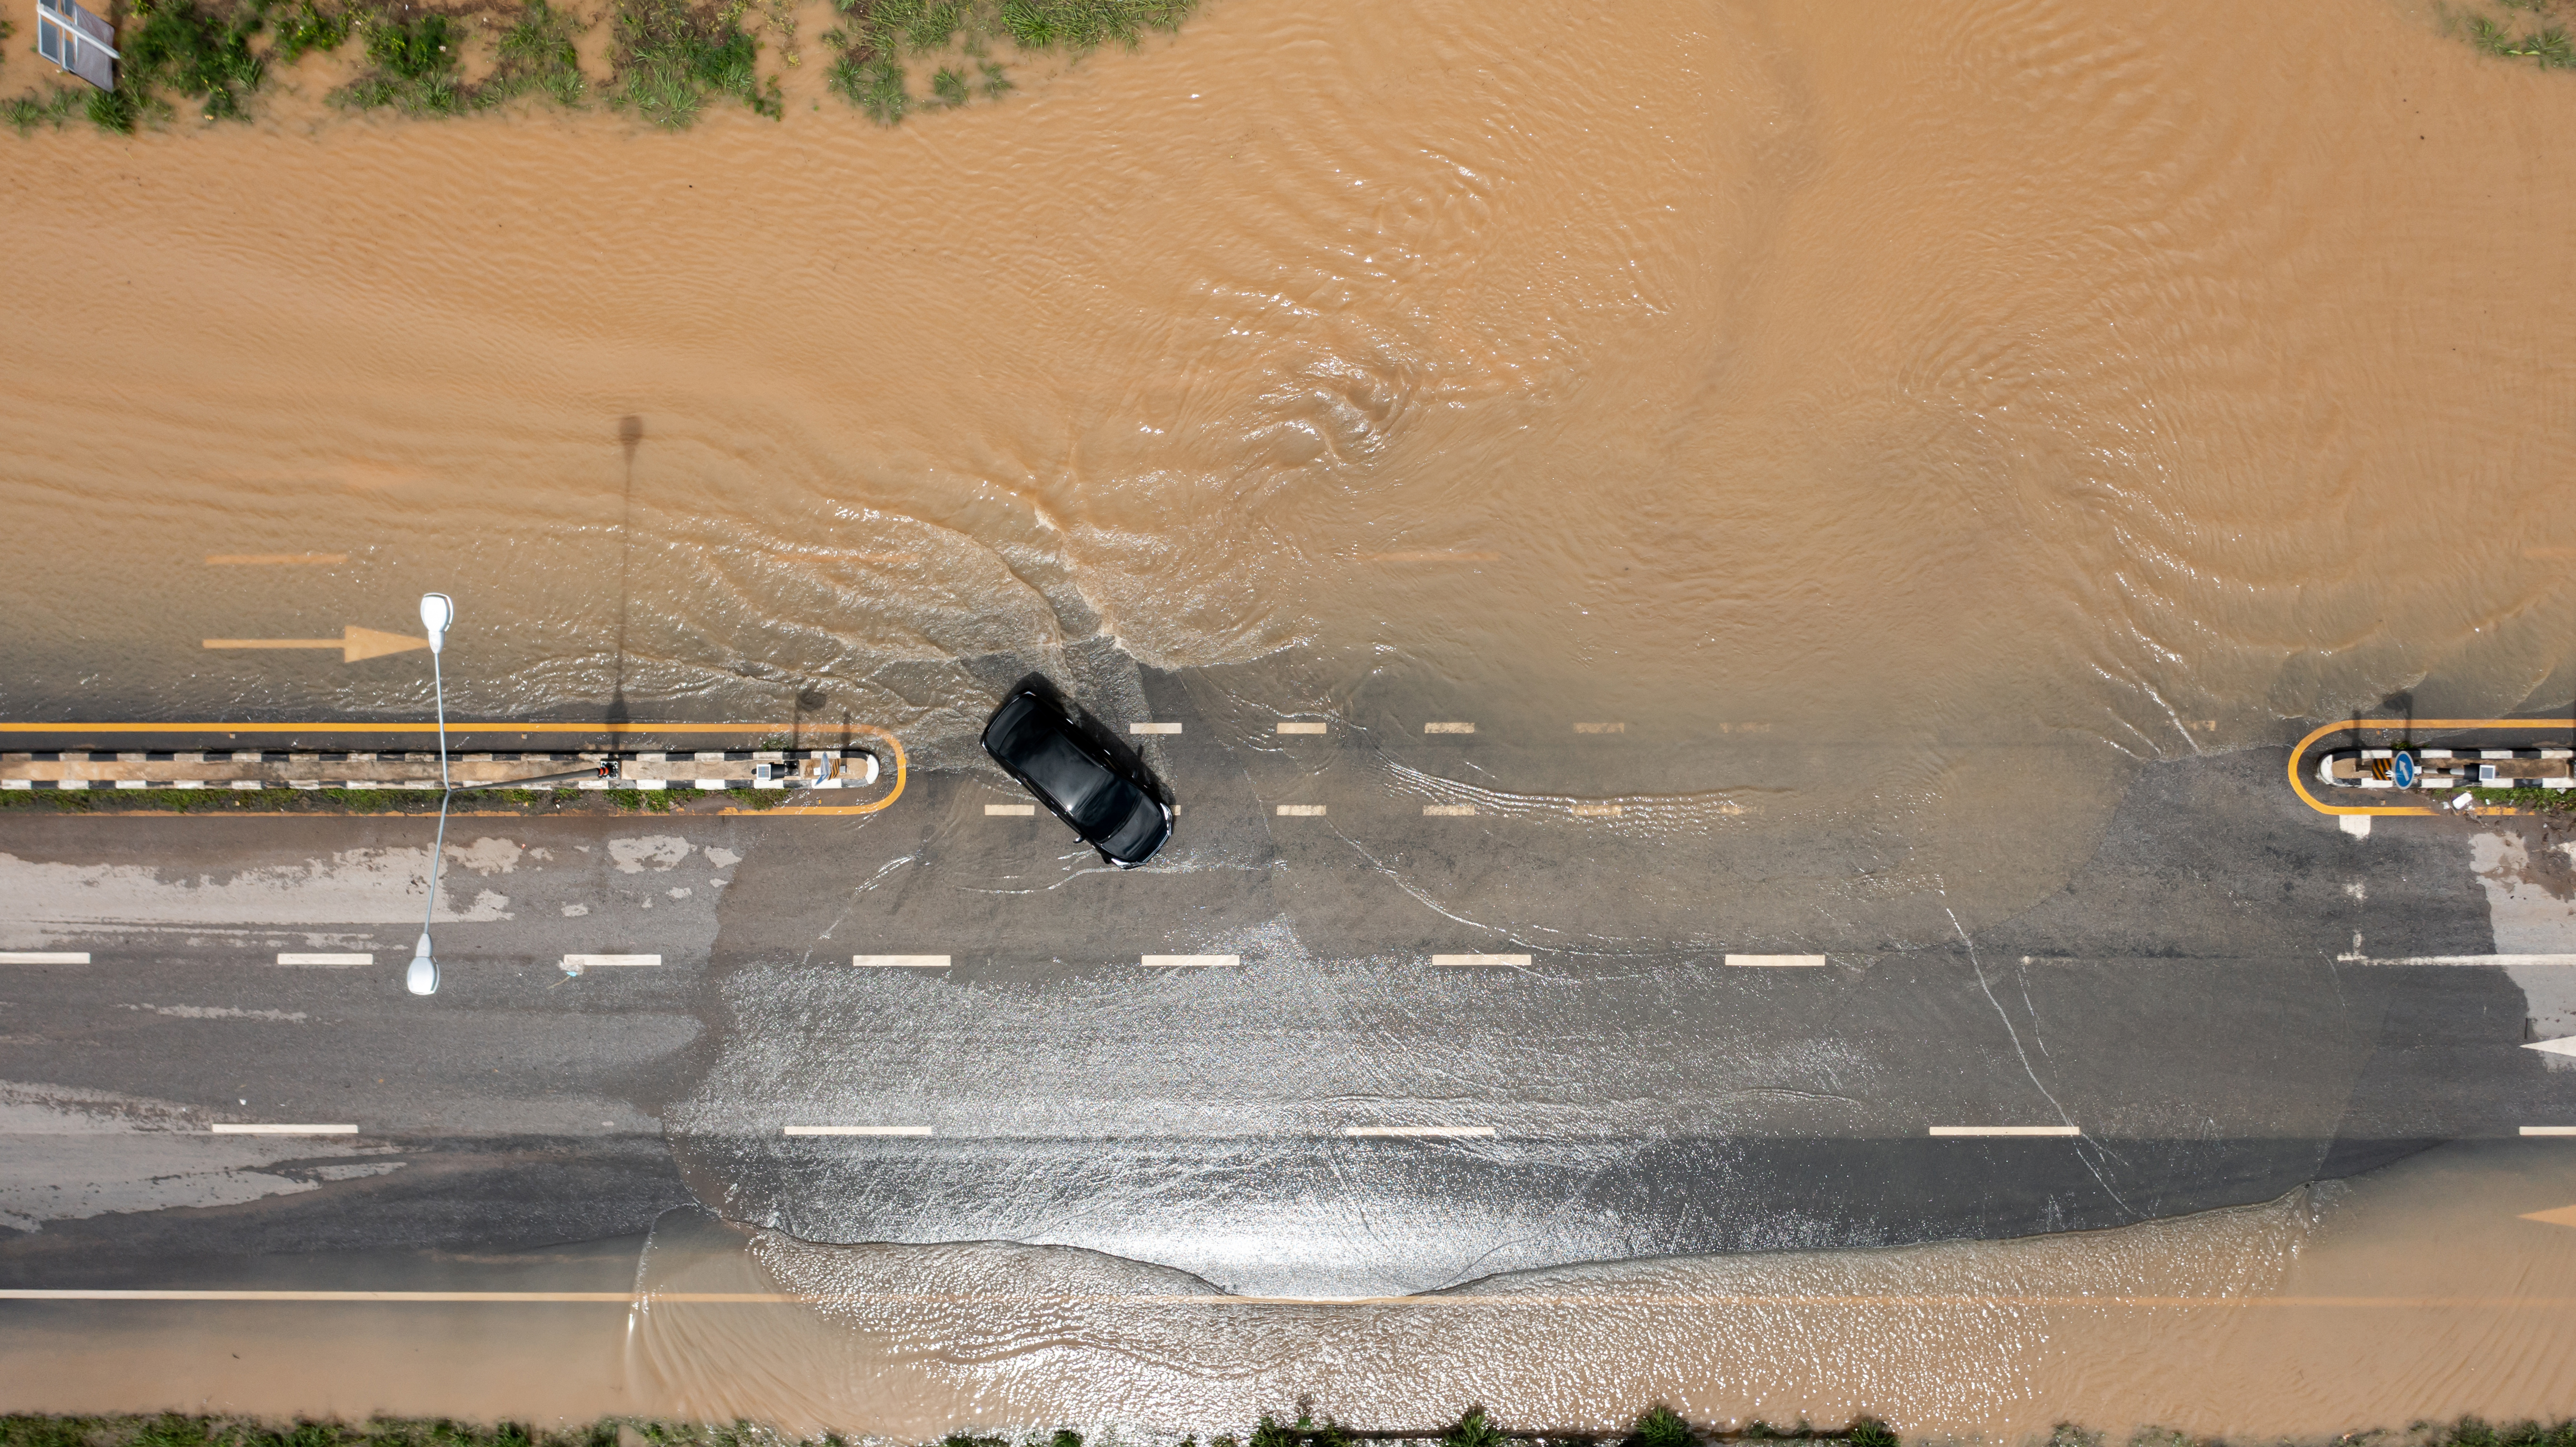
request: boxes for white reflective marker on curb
[2523,1126,2576,1137]
[1930,1126,2083,1137]
[852,955,950,968]
[1276,722,1328,734]
[1276,804,1327,816]
[1424,804,1475,816]
[277,952,373,966]
[983,803,1036,816]
[1130,722,1182,735]
[783,1126,934,1136]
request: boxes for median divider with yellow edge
[0,722,905,818]
[2288,717,2574,818]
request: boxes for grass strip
[823,0,1184,124]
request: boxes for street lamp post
[408,592,455,996]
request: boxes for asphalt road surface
[5,675,2576,1297]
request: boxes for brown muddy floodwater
[4,0,2576,935]
[8,0,2576,1432]
[6,1144,2576,1439]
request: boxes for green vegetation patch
[337,10,466,115]
[2,85,86,133]
[482,0,587,106]
[2448,0,2576,67]
[608,0,779,128]
[117,0,264,122]
[822,0,1183,124]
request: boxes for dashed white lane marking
[853,955,950,969]
[1276,722,1329,734]
[1424,803,1476,816]
[277,952,373,966]
[1142,954,1241,967]
[1343,1126,1496,1138]
[783,1126,934,1137]
[0,951,89,964]
[1726,954,1828,968]
[1573,722,1626,734]
[561,954,661,968]
[1424,722,1475,735]
[1572,804,1623,818]
[2523,1126,2576,1137]
[1931,1126,2082,1137]
[1276,804,1327,816]
[1431,953,1531,967]
[1130,722,1183,735]
[984,803,1037,816]
[211,1124,358,1135]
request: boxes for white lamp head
[406,932,439,995]
[419,592,455,656]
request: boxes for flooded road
[8,0,2576,1432]
[8,1144,2576,1439]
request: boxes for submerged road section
[3,691,2575,1296]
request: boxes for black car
[980,686,1174,866]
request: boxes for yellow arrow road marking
[202,627,428,663]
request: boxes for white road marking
[1276,722,1328,735]
[211,1124,358,1135]
[2373,954,2576,966]
[2526,1038,2576,1059]
[783,1126,934,1136]
[1726,954,1828,967]
[1571,804,1623,818]
[1423,803,1476,816]
[1130,722,1183,735]
[852,955,950,968]
[1424,722,1475,735]
[1931,1126,2082,1137]
[983,803,1037,816]
[1342,1126,1496,1138]
[2341,815,2372,839]
[1573,722,1626,734]
[1276,804,1327,816]
[1141,954,1240,967]
[0,951,89,964]
[2523,1126,2576,1137]
[276,952,373,966]
[561,954,661,968]
[1431,953,1531,967]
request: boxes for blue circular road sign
[2394,751,2418,789]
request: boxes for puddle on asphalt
[7,1142,2576,1439]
